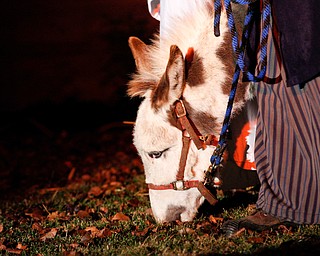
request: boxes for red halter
[147,99,219,205]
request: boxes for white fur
[131,2,248,223]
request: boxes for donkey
[127,2,250,223]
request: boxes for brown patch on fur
[167,105,182,131]
[183,100,220,135]
[151,73,169,110]
[151,45,185,111]
[186,51,206,87]
[167,99,219,136]
[216,28,234,95]
[216,23,248,103]
[234,76,248,104]
[166,45,185,92]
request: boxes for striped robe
[253,21,320,224]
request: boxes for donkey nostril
[164,205,186,222]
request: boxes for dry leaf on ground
[111,212,130,221]
[88,186,103,197]
[40,228,58,241]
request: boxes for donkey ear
[128,37,156,98]
[151,45,185,110]
[128,36,152,71]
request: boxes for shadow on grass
[198,189,259,218]
[238,236,320,256]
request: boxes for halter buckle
[175,100,187,118]
[172,180,187,190]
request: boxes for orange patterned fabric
[233,121,257,170]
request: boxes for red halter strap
[147,100,218,205]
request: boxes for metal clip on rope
[206,142,227,188]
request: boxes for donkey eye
[148,151,163,159]
[147,148,169,159]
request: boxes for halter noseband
[147,99,219,205]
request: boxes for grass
[1,172,320,256]
[0,125,319,255]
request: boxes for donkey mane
[128,1,248,136]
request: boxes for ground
[0,111,140,200]
[1,112,320,255]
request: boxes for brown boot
[222,210,297,237]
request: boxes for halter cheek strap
[147,99,219,205]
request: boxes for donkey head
[128,37,220,223]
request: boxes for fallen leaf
[38,187,62,195]
[126,184,137,193]
[47,211,59,221]
[32,222,43,232]
[209,215,217,224]
[62,251,78,256]
[16,243,27,250]
[5,248,22,255]
[67,167,76,181]
[0,224,3,233]
[233,227,246,237]
[111,212,130,221]
[178,227,195,235]
[25,208,45,221]
[80,231,92,245]
[88,186,103,197]
[85,226,100,237]
[84,227,112,238]
[40,228,58,241]
[132,227,149,237]
[99,206,108,213]
[120,165,130,174]
[247,236,264,244]
[128,198,140,207]
[277,225,292,233]
[209,215,223,224]
[101,228,113,237]
[77,210,90,219]
[110,181,122,187]
[81,174,91,181]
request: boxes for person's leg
[222,76,320,237]
[255,77,320,224]
[222,10,320,235]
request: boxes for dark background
[0,0,158,130]
[0,0,259,196]
[0,0,158,195]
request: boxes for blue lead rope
[209,0,271,182]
